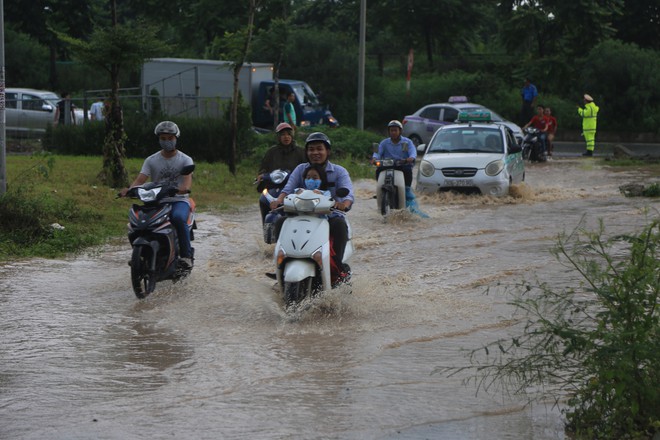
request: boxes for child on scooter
[296,165,330,196]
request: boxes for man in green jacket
[578,94,599,156]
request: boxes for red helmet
[275,122,293,133]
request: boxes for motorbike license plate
[444,179,473,187]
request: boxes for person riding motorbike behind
[120,121,195,269]
[522,105,549,156]
[270,132,354,283]
[256,122,306,224]
[372,120,422,212]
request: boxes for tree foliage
[57,16,169,187]
[5,0,660,136]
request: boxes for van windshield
[292,83,319,107]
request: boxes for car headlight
[419,160,435,177]
[485,160,504,176]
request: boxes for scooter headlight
[293,197,320,212]
[377,159,395,167]
[138,187,162,202]
[485,160,504,176]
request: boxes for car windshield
[427,127,503,153]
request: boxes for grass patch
[1,149,375,261]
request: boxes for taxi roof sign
[448,95,468,103]
[457,110,492,122]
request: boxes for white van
[5,88,84,136]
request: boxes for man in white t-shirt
[90,99,105,121]
[120,121,195,268]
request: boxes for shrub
[438,218,660,439]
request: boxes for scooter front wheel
[131,245,157,299]
[284,278,312,307]
[380,190,392,216]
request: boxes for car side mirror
[508,144,522,154]
[42,104,54,112]
[417,144,426,154]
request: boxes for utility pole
[0,0,6,195]
[357,0,366,130]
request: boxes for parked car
[5,88,84,136]
[402,96,523,146]
[416,110,525,197]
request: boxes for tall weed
[437,217,660,439]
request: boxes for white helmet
[154,121,180,137]
[388,120,403,129]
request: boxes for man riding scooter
[271,132,354,285]
[372,120,427,217]
[256,122,306,225]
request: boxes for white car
[5,88,84,136]
[402,96,524,146]
[416,111,525,197]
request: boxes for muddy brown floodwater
[1,158,658,439]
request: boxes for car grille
[441,167,478,178]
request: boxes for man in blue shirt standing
[520,78,538,126]
[372,120,427,216]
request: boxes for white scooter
[374,158,407,216]
[272,188,353,308]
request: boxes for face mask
[304,178,321,190]
[160,139,177,151]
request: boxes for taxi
[416,111,525,197]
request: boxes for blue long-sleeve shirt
[373,136,416,167]
[282,161,354,205]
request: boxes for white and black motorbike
[521,127,547,162]
[374,158,407,216]
[272,188,353,308]
[123,164,196,299]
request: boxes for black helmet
[305,132,331,149]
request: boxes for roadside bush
[43,98,257,163]
[581,40,660,133]
[438,217,660,439]
[0,185,104,259]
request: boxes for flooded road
[1,158,658,439]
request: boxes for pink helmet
[275,122,293,133]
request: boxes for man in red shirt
[544,107,558,157]
[523,105,549,155]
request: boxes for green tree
[5,28,50,88]
[57,2,168,187]
[206,0,260,175]
[6,0,103,89]
[252,16,293,126]
[370,0,487,68]
[612,0,660,50]
[498,0,623,58]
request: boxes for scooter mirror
[336,188,350,198]
[181,164,195,176]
